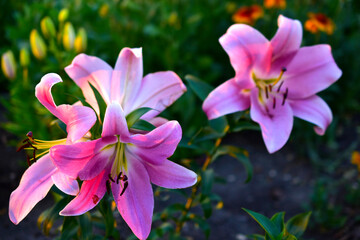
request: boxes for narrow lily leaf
[193,216,211,239]
[61,217,78,240]
[78,212,92,240]
[89,83,107,123]
[201,169,214,195]
[126,107,152,128]
[270,212,285,234]
[285,212,312,238]
[131,119,156,132]
[232,120,260,132]
[37,197,69,235]
[185,74,214,101]
[248,234,266,240]
[201,196,212,219]
[212,145,253,183]
[243,208,282,240]
[98,196,115,238]
[209,116,228,134]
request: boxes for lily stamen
[120,181,128,196]
[273,97,276,109]
[282,88,289,105]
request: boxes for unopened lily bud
[30,29,47,60]
[58,8,69,22]
[62,22,75,50]
[40,16,56,39]
[99,4,109,18]
[74,28,87,53]
[1,50,16,80]
[19,48,30,67]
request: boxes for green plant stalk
[175,125,229,234]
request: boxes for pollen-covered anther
[273,97,276,109]
[282,88,289,106]
[120,181,128,196]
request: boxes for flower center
[106,139,129,196]
[252,67,288,112]
[17,131,66,166]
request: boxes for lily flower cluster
[9,48,197,239]
[9,14,342,240]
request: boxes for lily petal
[110,48,143,111]
[35,73,96,143]
[289,95,332,135]
[130,71,186,118]
[65,53,113,112]
[127,120,182,165]
[60,169,108,216]
[50,137,117,180]
[51,172,79,196]
[283,45,342,99]
[203,78,250,120]
[270,15,302,71]
[219,24,271,84]
[102,102,130,139]
[250,89,293,153]
[9,155,56,224]
[113,156,153,240]
[144,159,197,189]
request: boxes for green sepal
[185,75,214,101]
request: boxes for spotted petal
[60,169,108,216]
[250,89,293,153]
[112,156,153,240]
[283,45,342,99]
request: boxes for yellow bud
[58,8,69,22]
[62,22,75,50]
[99,4,109,18]
[216,201,224,209]
[1,50,17,80]
[40,16,56,39]
[74,28,87,53]
[19,48,30,67]
[30,29,47,60]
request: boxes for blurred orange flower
[232,5,264,25]
[264,0,286,9]
[305,13,335,35]
[351,151,360,172]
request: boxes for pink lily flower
[50,102,197,240]
[203,15,342,153]
[65,47,186,119]
[9,73,97,224]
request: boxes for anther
[265,86,269,99]
[277,81,284,92]
[108,174,115,182]
[268,85,272,92]
[273,98,276,109]
[106,180,111,195]
[116,172,123,184]
[26,155,31,167]
[120,181,128,196]
[282,88,289,106]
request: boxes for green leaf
[131,119,156,131]
[243,208,282,240]
[248,234,265,240]
[285,212,312,238]
[61,217,78,240]
[201,196,212,219]
[212,145,253,183]
[126,107,153,128]
[185,75,214,101]
[38,197,70,235]
[78,213,92,240]
[98,196,116,238]
[209,117,228,134]
[89,83,107,123]
[201,169,214,195]
[232,120,260,132]
[193,217,211,239]
[270,212,285,234]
